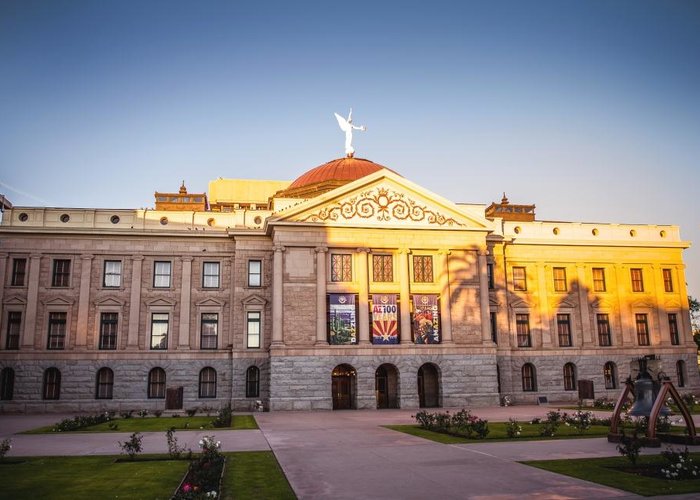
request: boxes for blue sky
[1,0,699,295]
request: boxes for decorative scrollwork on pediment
[301,187,464,226]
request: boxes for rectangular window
[200,313,218,349]
[6,311,21,350]
[597,313,612,346]
[487,263,494,289]
[592,268,606,292]
[553,267,567,292]
[490,312,497,344]
[557,313,572,347]
[202,262,220,288]
[103,260,122,288]
[412,255,434,283]
[153,261,171,288]
[51,259,71,287]
[662,269,673,293]
[11,258,26,286]
[635,313,650,346]
[630,268,644,292]
[516,313,531,347]
[512,267,527,291]
[248,260,262,287]
[99,312,118,350]
[247,311,261,348]
[330,254,352,282]
[669,313,679,345]
[373,255,393,282]
[47,312,67,349]
[150,313,169,350]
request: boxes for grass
[0,451,296,500]
[222,451,296,499]
[523,453,700,496]
[23,415,258,433]
[385,422,611,444]
[0,454,188,500]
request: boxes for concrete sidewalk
[3,406,700,499]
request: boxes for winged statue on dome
[334,108,366,158]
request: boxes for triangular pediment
[489,297,501,307]
[242,294,267,306]
[664,299,681,309]
[508,296,532,309]
[554,297,578,309]
[145,298,177,307]
[271,169,490,230]
[632,299,655,308]
[3,295,27,306]
[590,297,614,310]
[196,298,226,307]
[94,296,124,307]
[41,296,74,306]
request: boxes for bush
[539,410,563,437]
[120,410,134,419]
[681,393,698,408]
[564,410,593,434]
[119,432,143,460]
[137,409,149,418]
[174,435,224,499]
[186,407,198,417]
[413,410,436,430]
[0,439,11,460]
[166,427,191,460]
[661,447,700,480]
[413,409,489,439]
[211,405,232,428]
[593,397,615,409]
[52,412,112,432]
[506,418,522,438]
[154,410,163,417]
[617,429,642,465]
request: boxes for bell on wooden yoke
[627,356,671,418]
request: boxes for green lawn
[23,415,258,433]
[0,455,188,500]
[524,453,700,496]
[385,422,611,444]
[0,451,296,500]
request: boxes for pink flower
[183,484,192,492]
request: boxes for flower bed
[173,436,225,499]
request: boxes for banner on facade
[412,294,440,344]
[371,294,399,344]
[329,294,357,345]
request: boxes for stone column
[127,256,144,348]
[676,265,695,347]
[75,254,94,348]
[437,250,453,344]
[651,264,669,346]
[576,264,593,346]
[315,247,328,345]
[357,248,370,345]
[477,250,492,343]
[22,254,42,348]
[614,265,633,345]
[398,249,412,344]
[271,245,285,346]
[178,257,193,349]
[536,263,552,348]
[0,254,6,336]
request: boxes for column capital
[477,247,489,257]
[80,254,94,261]
[30,253,43,260]
[315,246,328,254]
[357,247,370,254]
[438,249,452,256]
[0,253,8,259]
[273,244,286,253]
[397,248,411,255]
[180,256,194,263]
[131,255,145,262]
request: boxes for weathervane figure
[334,108,366,158]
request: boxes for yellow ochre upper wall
[208,178,291,204]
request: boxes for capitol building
[0,151,697,412]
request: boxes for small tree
[689,295,700,349]
[119,432,143,460]
[617,429,642,465]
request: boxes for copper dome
[279,157,394,199]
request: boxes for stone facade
[0,163,697,413]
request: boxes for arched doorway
[332,364,357,410]
[375,364,399,409]
[417,363,440,408]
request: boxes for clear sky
[1,1,699,295]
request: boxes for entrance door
[376,366,388,409]
[418,364,439,408]
[166,387,183,410]
[332,364,356,410]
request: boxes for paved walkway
[3,406,700,499]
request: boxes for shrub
[539,410,563,437]
[166,427,191,459]
[0,439,11,460]
[434,412,451,433]
[661,447,700,480]
[120,410,134,419]
[211,405,232,428]
[200,405,214,417]
[137,409,149,418]
[414,409,489,439]
[186,407,198,417]
[413,410,436,430]
[681,393,698,408]
[108,422,119,431]
[154,410,163,417]
[617,429,642,465]
[52,412,112,432]
[593,397,615,409]
[119,432,143,460]
[506,418,522,438]
[565,410,593,434]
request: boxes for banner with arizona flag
[371,294,399,344]
[412,294,440,344]
[329,294,357,345]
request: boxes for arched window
[246,366,260,398]
[199,367,217,398]
[676,360,686,388]
[95,367,114,399]
[604,362,617,390]
[0,367,15,400]
[43,367,61,400]
[522,363,536,392]
[563,363,577,391]
[148,367,166,399]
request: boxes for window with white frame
[247,311,261,348]
[248,260,262,287]
[203,262,220,288]
[153,261,171,288]
[103,260,122,288]
[150,313,169,350]
[200,313,218,349]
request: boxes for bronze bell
[628,357,671,417]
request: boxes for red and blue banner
[371,294,399,344]
[329,294,357,345]
[412,294,440,344]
